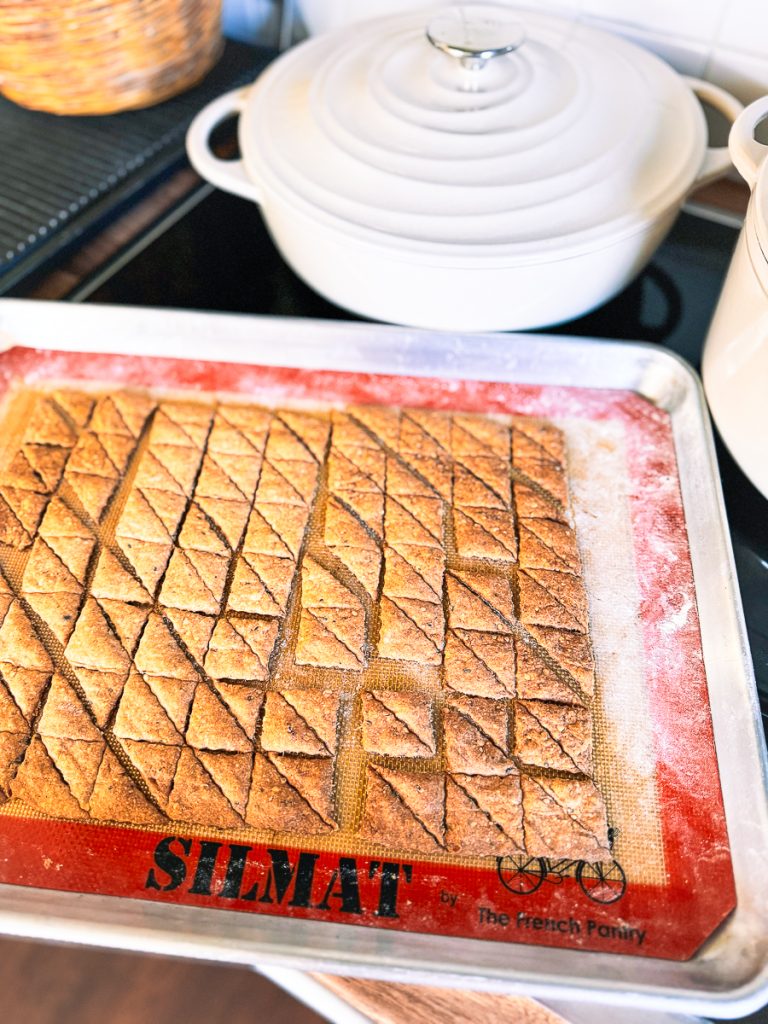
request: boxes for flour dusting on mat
[565,417,666,885]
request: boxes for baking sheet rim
[0,298,765,1017]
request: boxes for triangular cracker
[361,690,435,758]
[211,406,271,455]
[0,450,48,493]
[514,701,592,775]
[382,546,441,604]
[11,735,87,818]
[0,677,27,733]
[132,449,184,497]
[116,537,173,597]
[521,775,610,862]
[204,616,279,683]
[444,629,516,698]
[185,685,251,752]
[523,625,594,697]
[228,552,294,617]
[97,432,136,474]
[276,411,330,462]
[446,774,524,856]
[121,739,182,806]
[446,570,515,632]
[0,663,51,722]
[65,432,118,478]
[24,398,76,448]
[518,568,589,633]
[96,600,150,656]
[89,746,164,825]
[452,506,517,562]
[134,614,200,681]
[195,455,247,502]
[296,608,365,671]
[22,538,81,594]
[24,445,69,491]
[113,671,183,745]
[41,736,106,810]
[195,494,250,551]
[66,472,118,521]
[116,489,173,544]
[360,765,443,853]
[250,502,308,560]
[245,752,335,834]
[143,676,198,733]
[51,390,94,428]
[159,548,222,615]
[519,518,581,575]
[261,690,341,756]
[196,750,253,819]
[153,444,204,495]
[26,591,82,646]
[443,696,513,776]
[37,673,101,742]
[68,667,126,729]
[161,609,215,667]
[0,487,48,546]
[211,683,264,737]
[0,731,29,798]
[0,601,53,672]
[178,502,230,556]
[377,595,441,666]
[65,599,132,674]
[166,747,242,829]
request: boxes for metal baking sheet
[0,298,765,1017]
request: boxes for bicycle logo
[496,854,627,905]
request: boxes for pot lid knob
[426,3,525,73]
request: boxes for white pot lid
[243,4,707,256]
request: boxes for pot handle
[684,77,744,191]
[728,95,768,189]
[185,87,262,204]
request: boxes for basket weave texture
[0,0,223,115]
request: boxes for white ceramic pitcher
[703,97,768,500]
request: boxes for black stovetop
[83,188,768,728]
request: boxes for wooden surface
[314,975,568,1024]
[27,941,768,1024]
[0,937,325,1024]
[691,176,750,215]
[0,935,570,1024]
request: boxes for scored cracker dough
[0,389,614,864]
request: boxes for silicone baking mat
[0,343,734,962]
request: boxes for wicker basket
[0,0,223,115]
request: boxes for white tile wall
[584,16,710,77]
[579,0,768,102]
[712,0,768,54]
[577,0,723,43]
[707,46,768,104]
[224,0,768,104]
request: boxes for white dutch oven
[704,97,768,501]
[187,4,742,331]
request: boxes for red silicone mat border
[0,346,736,961]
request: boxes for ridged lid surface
[243,5,707,256]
